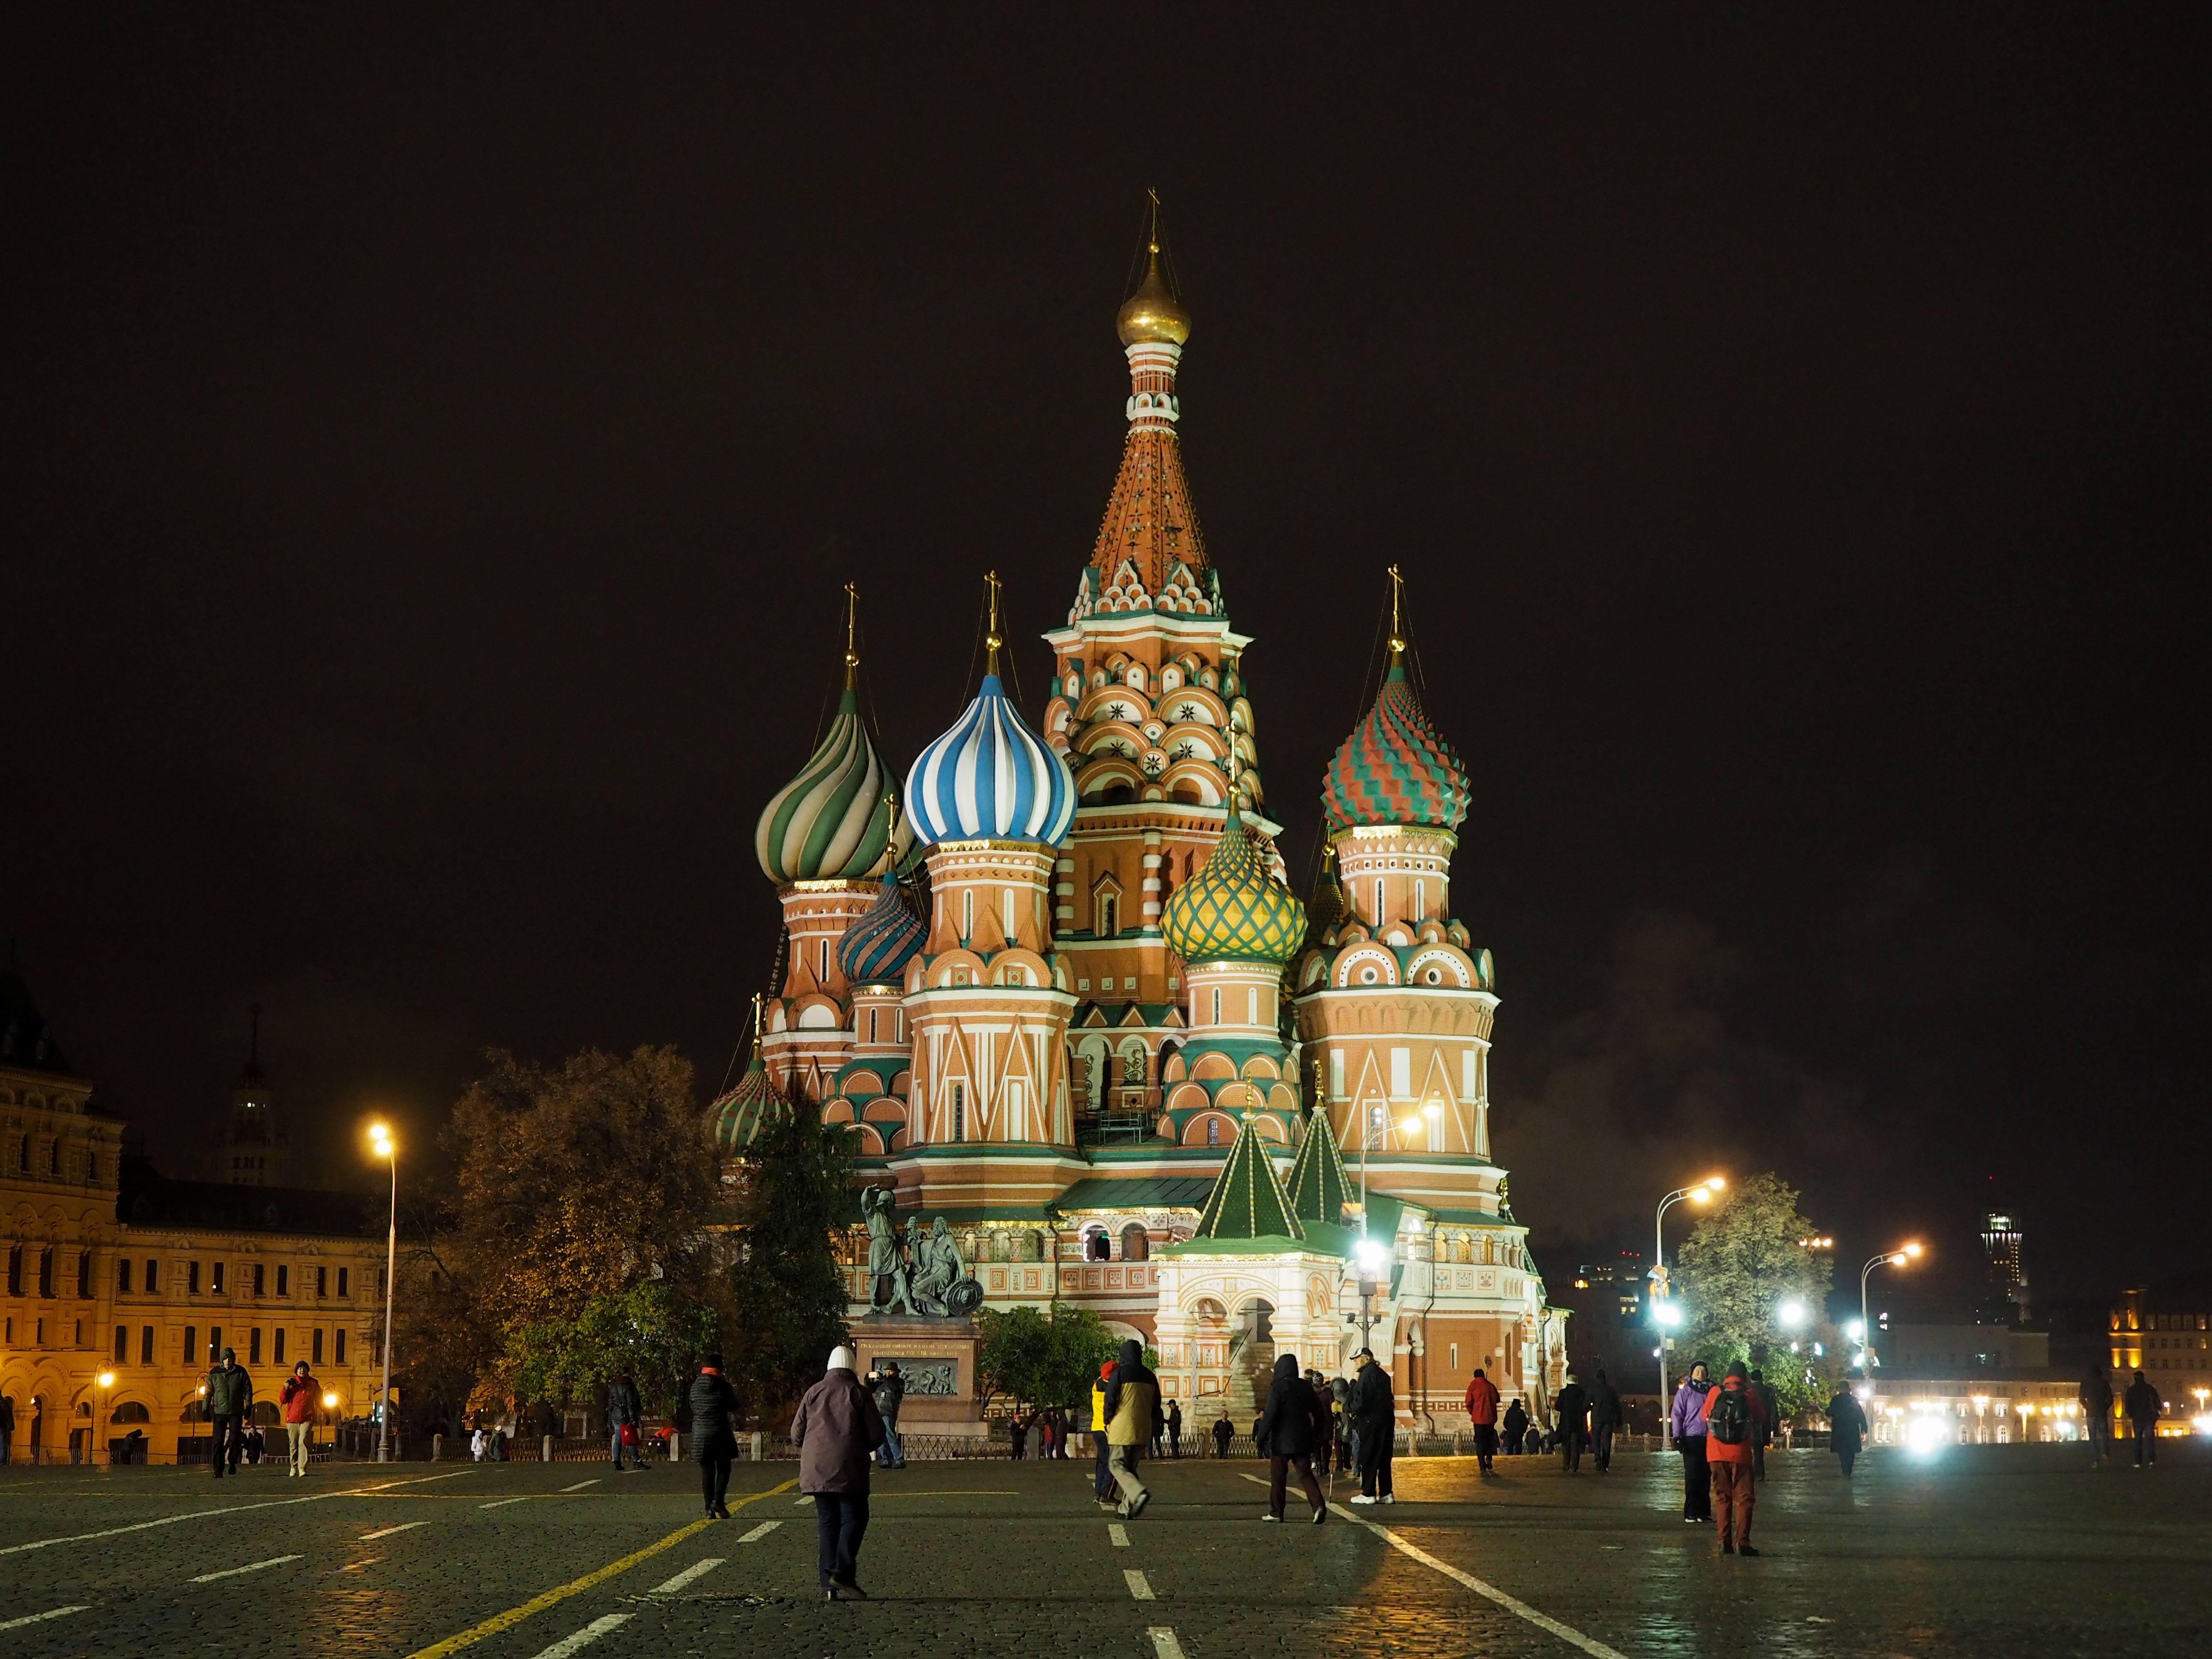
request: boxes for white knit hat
[828,1346,856,1372]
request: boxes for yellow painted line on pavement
[0,1470,472,1556]
[401,1479,796,1659]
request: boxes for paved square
[0,1442,2204,1657]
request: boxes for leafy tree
[722,1103,855,1427]
[507,1282,718,1412]
[1673,1172,1839,1417]
[976,1304,1118,1415]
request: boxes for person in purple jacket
[1670,1362,1714,1523]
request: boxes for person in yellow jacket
[1102,1339,1163,1519]
[1090,1358,1116,1505]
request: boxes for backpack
[1707,1385,1753,1446]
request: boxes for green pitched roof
[1283,1116,1353,1226]
[1190,1115,1303,1242]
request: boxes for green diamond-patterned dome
[1163,809,1308,966]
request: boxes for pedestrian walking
[205,1347,252,1478]
[866,1362,906,1468]
[607,1370,643,1472]
[1587,1368,1622,1472]
[1671,1362,1714,1523]
[1212,1410,1234,1459]
[1463,1367,1501,1473]
[1307,1371,1334,1478]
[1102,1338,1161,1519]
[1332,1375,1358,1474]
[470,1427,487,1462]
[1824,1385,1868,1478]
[1501,1397,1528,1457]
[1554,1373,1590,1473]
[689,1353,739,1519]
[1255,1354,1331,1524]
[2122,1370,2162,1467]
[1346,1347,1396,1505]
[1092,1360,1118,1504]
[1166,1398,1182,1459]
[1747,1367,1780,1480]
[1701,1363,1767,1556]
[279,1361,319,1478]
[791,1345,887,1601]
[2080,1367,2114,1467]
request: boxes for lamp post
[1857,1242,1923,1372]
[368,1122,398,1463]
[1653,1176,1724,1445]
[95,1371,114,1467]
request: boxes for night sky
[8,12,2207,1301]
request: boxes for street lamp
[1777,1298,1808,1331]
[1858,1242,1923,1372]
[95,1371,114,1467]
[1653,1176,1724,1445]
[1352,1236,1390,1357]
[368,1121,398,1463]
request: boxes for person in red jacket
[1700,1363,1768,1556]
[1463,1368,1502,1474]
[279,1361,320,1479]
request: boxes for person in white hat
[791,1345,886,1601]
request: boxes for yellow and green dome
[1163,809,1307,966]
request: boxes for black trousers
[1837,1443,1857,1477]
[1357,1423,1394,1497]
[698,1456,731,1510]
[1592,1424,1615,1470]
[1560,1428,1585,1472]
[1680,1437,1711,1519]
[1269,1452,1326,1517]
[211,1413,245,1473]
[1094,1431,1115,1497]
[813,1492,869,1589]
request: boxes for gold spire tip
[842,581,860,687]
[985,570,1003,674]
[1386,565,1406,659]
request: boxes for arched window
[1098,894,1118,938]
[1206,1117,1222,1147]
[1120,1223,1149,1262]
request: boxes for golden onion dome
[1164,808,1306,966]
[1117,244,1192,347]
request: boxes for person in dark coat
[869,1363,906,1469]
[1554,1374,1591,1473]
[1211,1411,1234,1458]
[1166,1399,1182,1459]
[1587,1369,1622,1472]
[606,1371,643,1472]
[2122,1370,2162,1467]
[1346,1348,1395,1504]
[791,1345,887,1600]
[1824,1386,1868,1478]
[1748,1367,1780,1479]
[1009,1410,1028,1460]
[1255,1354,1331,1523]
[205,1348,253,1478]
[1501,1397,1528,1456]
[688,1355,739,1519]
[2080,1367,2114,1467]
[1307,1371,1335,1476]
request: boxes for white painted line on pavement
[0,1607,89,1632]
[1147,1630,1188,1659]
[1327,1502,1632,1659]
[0,1469,471,1557]
[1125,1568,1155,1600]
[479,1497,532,1509]
[361,1521,431,1540]
[794,1495,813,1506]
[191,1554,303,1583]
[1108,1522,1130,1547]
[527,1613,631,1658]
[649,1558,725,1595]
[561,1479,601,1492]
[737,1520,781,1544]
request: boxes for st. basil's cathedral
[721,224,1566,1432]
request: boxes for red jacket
[281,1375,320,1425]
[1700,1377,1767,1464]
[1463,1375,1501,1426]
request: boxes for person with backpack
[1824,1384,1869,1478]
[1670,1362,1714,1523]
[1587,1368,1622,1473]
[1101,1339,1161,1519]
[1701,1363,1767,1556]
[1464,1367,1501,1474]
[1747,1366,1780,1479]
[2079,1367,2114,1468]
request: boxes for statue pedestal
[850,1314,987,1437]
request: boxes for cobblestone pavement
[0,1441,2205,1658]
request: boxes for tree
[721,1103,855,1427]
[1673,1172,1840,1418]
[507,1282,719,1413]
[976,1304,1118,1416]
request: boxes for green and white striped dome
[755,687,897,884]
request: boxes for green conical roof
[1191,1114,1304,1242]
[712,1044,792,1151]
[1284,1114,1352,1227]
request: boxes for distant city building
[1979,1209,2028,1322]
[2110,1283,2212,1415]
[215,1006,290,1187]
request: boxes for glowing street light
[1859,1242,1924,1371]
[95,1370,115,1465]
[1777,1298,1808,1330]
[367,1120,399,1463]
[1653,1175,1726,1444]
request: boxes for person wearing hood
[1700,1363,1767,1556]
[1824,1384,1869,1478]
[1255,1354,1331,1523]
[1346,1348,1395,1505]
[688,1355,740,1520]
[1670,1362,1714,1523]
[1101,1338,1162,1519]
[791,1345,887,1601]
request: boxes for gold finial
[749,991,765,1058]
[842,581,860,689]
[1387,565,1406,660]
[985,569,1003,676]
[1118,190,1192,347]
[1147,186,1162,254]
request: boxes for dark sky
[7,11,2207,1302]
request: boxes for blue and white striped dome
[905,673,1077,847]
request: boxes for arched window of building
[1206,1116,1222,1147]
[1120,1224,1149,1262]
